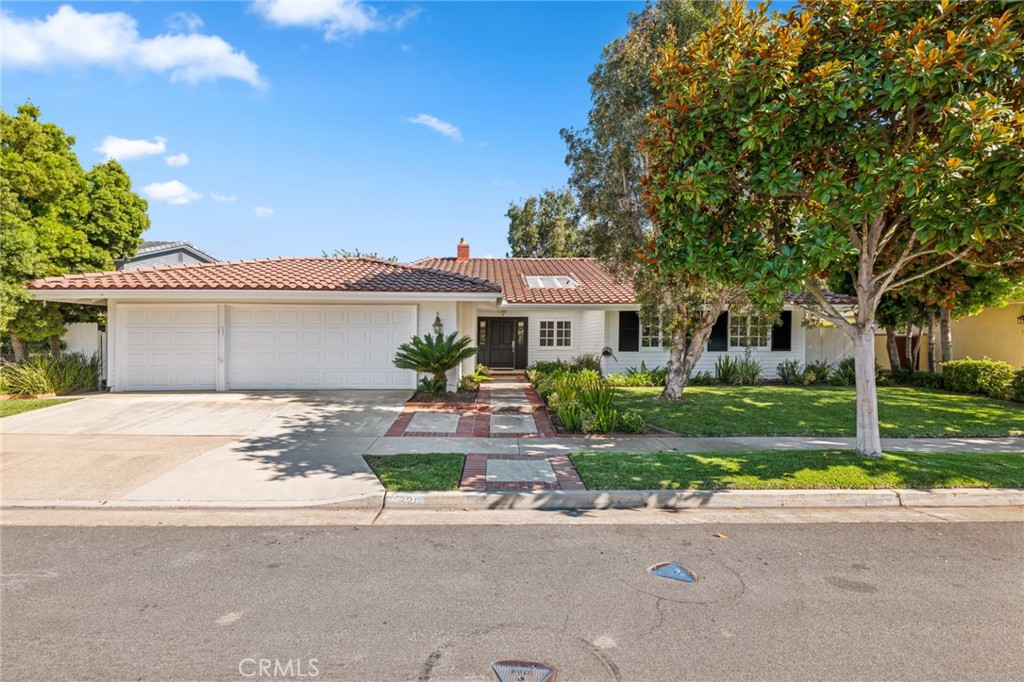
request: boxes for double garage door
[118,304,417,391]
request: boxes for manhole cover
[492,660,556,682]
[648,562,697,583]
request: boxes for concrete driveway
[1,391,408,507]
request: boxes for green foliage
[458,366,493,392]
[617,411,647,434]
[322,248,398,261]
[533,363,643,433]
[802,360,833,386]
[714,353,763,386]
[416,376,447,395]
[569,353,603,373]
[0,353,100,395]
[1011,371,1024,403]
[1,104,149,337]
[393,332,478,391]
[776,359,804,386]
[942,358,1015,400]
[735,352,763,386]
[506,188,589,257]
[832,358,857,387]
[606,361,669,387]
[688,370,716,386]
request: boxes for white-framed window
[539,320,572,347]
[641,321,664,348]
[729,314,770,348]
[525,276,577,288]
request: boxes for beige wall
[875,302,1024,371]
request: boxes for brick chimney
[456,237,470,262]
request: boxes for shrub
[832,357,856,386]
[714,355,742,385]
[1011,370,1024,403]
[0,353,100,395]
[689,370,716,386]
[802,359,832,385]
[417,376,447,395]
[776,359,803,385]
[458,367,492,391]
[910,371,946,390]
[735,352,763,385]
[554,400,584,432]
[393,332,478,394]
[942,357,1015,400]
[569,353,603,373]
[618,411,646,434]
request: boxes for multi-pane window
[729,314,769,348]
[641,321,663,348]
[539,320,572,347]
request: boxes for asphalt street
[1,519,1021,681]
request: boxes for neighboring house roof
[28,258,503,294]
[412,257,637,305]
[130,240,219,263]
[785,292,858,306]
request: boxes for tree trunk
[662,339,693,400]
[884,326,900,371]
[939,307,953,364]
[48,335,62,356]
[852,329,883,458]
[926,312,936,373]
[904,322,914,374]
[11,334,28,362]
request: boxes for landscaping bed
[407,389,479,405]
[365,454,465,491]
[570,450,1024,490]
[613,385,1024,437]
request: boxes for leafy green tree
[322,248,398,261]
[643,0,1024,456]
[506,189,589,257]
[393,332,478,394]
[562,0,728,399]
[1,104,150,358]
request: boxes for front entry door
[478,318,527,369]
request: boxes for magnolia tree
[643,0,1024,456]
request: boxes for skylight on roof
[525,275,577,288]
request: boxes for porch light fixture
[1017,314,1024,325]
[432,313,444,335]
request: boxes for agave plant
[393,332,478,393]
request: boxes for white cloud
[254,206,275,218]
[164,153,190,167]
[96,135,166,160]
[1,5,263,88]
[211,193,237,203]
[251,1,418,40]
[404,114,463,143]
[143,180,201,205]
[166,11,203,33]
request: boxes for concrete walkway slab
[407,412,460,433]
[365,437,519,455]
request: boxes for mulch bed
[407,389,480,405]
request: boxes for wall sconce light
[432,312,444,335]
[1017,314,1024,325]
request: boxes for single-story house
[28,239,853,392]
[117,240,219,270]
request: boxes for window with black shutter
[771,311,793,351]
[618,311,640,352]
[708,312,729,351]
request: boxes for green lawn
[571,450,1024,490]
[0,398,75,419]
[613,385,1024,437]
[364,454,465,491]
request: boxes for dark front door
[478,318,527,369]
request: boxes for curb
[0,492,385,511]
[383,488,1024,510]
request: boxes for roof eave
[28,289,501,303]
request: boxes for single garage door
[226,305,416,389]
[119,305,218,390]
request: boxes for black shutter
[708,312,728,351]
[618,311,640,352]
[771,311,793,351]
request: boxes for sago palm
[393,332,478,390]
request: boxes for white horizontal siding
[602,309,808,380]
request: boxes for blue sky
[1,1,649,262]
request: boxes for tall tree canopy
[1,104,149,355]
[506,188,589,257]
[562,0,728,399]
[644,0,1024,455]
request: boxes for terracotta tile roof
[412,257,636,305]
[28,257,503,294]
[785,292,857,306]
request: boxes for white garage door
[226,305,416,389]
[119,305,218,390]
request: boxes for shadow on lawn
[232,390,409,481]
